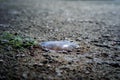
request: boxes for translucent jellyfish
[40,40,79,52]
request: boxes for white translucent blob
[40,40,79,52]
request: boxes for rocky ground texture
[0,0,120,80]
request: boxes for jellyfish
[40,40,79,52]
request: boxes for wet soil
[0,0,120,80]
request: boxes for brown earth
[0,0,120,80]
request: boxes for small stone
[94,43,111,49]
[0,59,4,64]
[22,71,29,79]
[0,24,10,28]
[86,56,93,59]
[102,34,111,38]
[42,60,48,64]
[101,53,109,57]
[76,37,82,41]
[68,62,72,65]
[33,63,43,67]
[85,71,90,74]
[109,63,120,68]
[76,52,80,54]
[16,53,26,58]
[46,64,51,67]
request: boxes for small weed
[0,32,38,49]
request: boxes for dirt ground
[0,0,120,80]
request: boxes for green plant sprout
[0,32,38,49]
